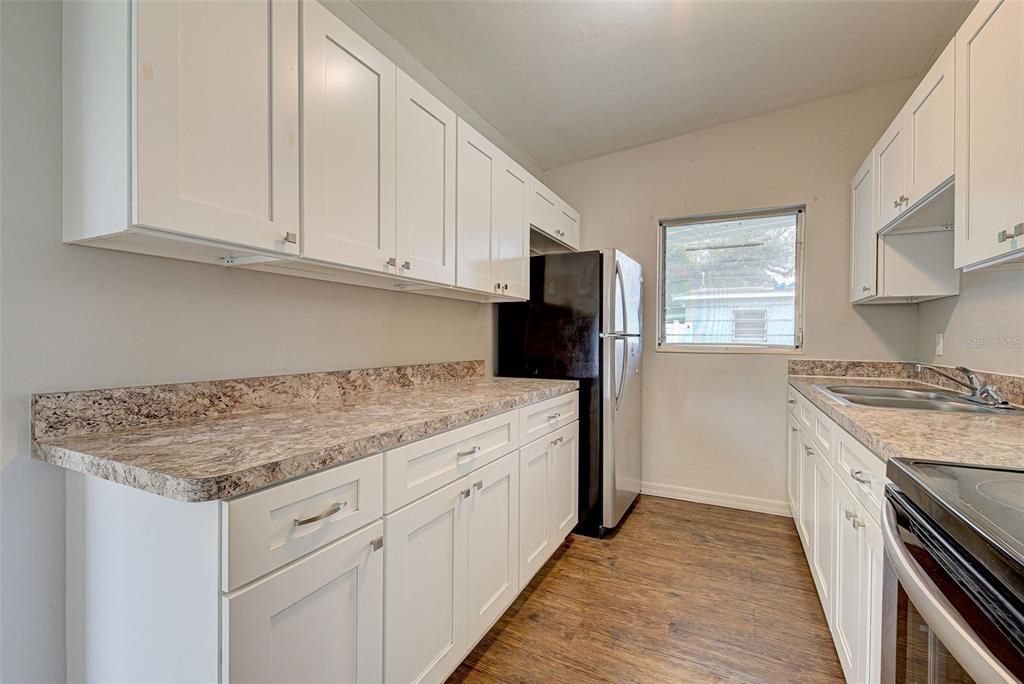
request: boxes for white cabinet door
[135,0,299,254]
[797,432,815,555]
[556,201,581,249]
[850,154,877,301]
[832,476,864,682]
[492,155,530,299]
[303,0,396,273]
[396,70,456,285]
[385,478,468,684]
[465,452,519,645]
[861,517,884,684]
[954,0,1024,268]
[527,178,558,238]
[223,521,384,683]
[905,42,955,206]
[456,120,498,293]
[519,437,552,588]
[786,413,800,515]
[875,114,907,230]
[811,447,833,616]
[548,423,579,541]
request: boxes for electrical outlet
[935,333,944,356]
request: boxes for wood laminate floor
[448,495,844,683]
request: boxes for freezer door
[602,250,643,336]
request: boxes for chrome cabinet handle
[284,231,298,244]
[551,436,564,446]
[401,260,411,270]
[844,509,854,520]
[370,536,384,552]
[849,468,870,484]
[473,480,484,490]
[852,516,866,530]
[899,194,909,205]
[546,412,561,421]
[385,257,397,271]
[460,488,472,499]
[862,285,871,292]
[893,200,901,209]
[294,501,346,527]
[456,446,481,464]
[1002,223,1024,242]
[791,426,799,432]
[787,399,796,405]
[803,445,814,455]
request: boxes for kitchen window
[658,206,804,352]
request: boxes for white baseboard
[640,481,792,518]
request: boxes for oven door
[882,490,1024,683]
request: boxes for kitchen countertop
[789,375,1024,470]
[33,372,578,502]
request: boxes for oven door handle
[882,500,1020,683]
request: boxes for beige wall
[0,1,491,679]
[916,267,1024,376]
[545,80,920,513]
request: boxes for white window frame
[656,205,805,355]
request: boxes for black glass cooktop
[888,458,1024,608]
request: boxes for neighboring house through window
[658,207,804,351]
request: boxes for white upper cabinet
[556,201,581,250]
[396,70,457,285]
[493,158,531,299]
[954,0,1024,269]
[65,0,302,255]
[874,114,907,230]
[905,42,955,205]
[528,176,580,250]
[302,0,397,273]
[850,154,877,301]
[456,120,499,294]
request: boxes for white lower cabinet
[384,476,469,684]
[223,521,384,684]
[787,386,886,683]
[518,421,579,588]
[65,395,580,684]
[466,451,520,642]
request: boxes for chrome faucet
[915,363,1009,406]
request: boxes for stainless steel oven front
[882,486,1024,683]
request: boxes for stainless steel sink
[814,384,1019,415]
[825,385,958,401]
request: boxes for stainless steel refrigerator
[497,249,642,537]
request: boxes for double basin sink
[815,385,1019,415]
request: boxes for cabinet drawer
[222,454,383,591]
[787,385,800,417]
[835,431,886,524]
[385,411,519,513]
[808,404,836,466]
[520,392,579,444]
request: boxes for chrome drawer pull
[787,399,796,405]
[803,445,814,455]
[460,488,472,499]
[844,509,854,520]
[370,536,384,552]
[546,412,562,421]
[473,480,484,490]
[551,436,564,446]
[294,501,346,527]
[456,446,481,465]
[849,468,870,484]
[852,516,866,530]
[283,231,298,244]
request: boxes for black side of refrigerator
[496,251,605,537]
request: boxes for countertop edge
[788,378,892,464]
[33,381,579,503]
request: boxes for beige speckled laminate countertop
[789,376,1024,470]
[32,363,578,502]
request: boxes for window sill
[656,344,805,356]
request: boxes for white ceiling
[355,0,973,170]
